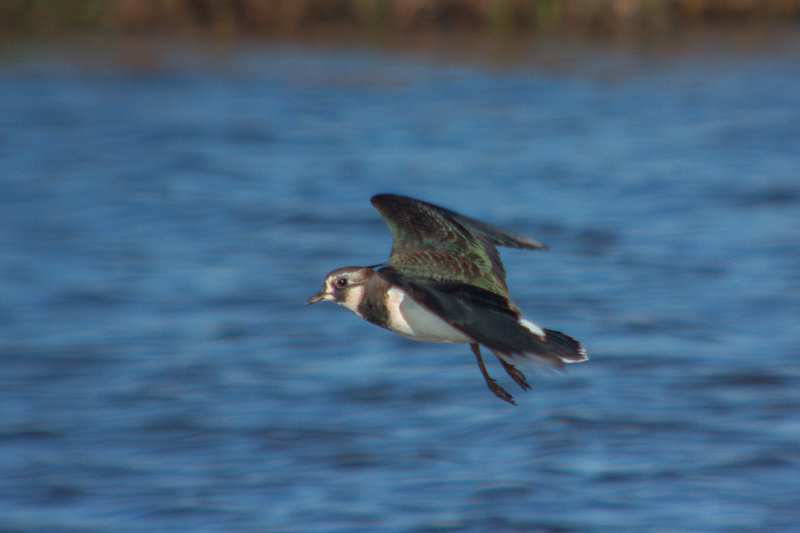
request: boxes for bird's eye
[335,277,348,288]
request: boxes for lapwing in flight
[306,194,587,405]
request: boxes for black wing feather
[379,267,584,367]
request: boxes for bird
[306,194,587,405]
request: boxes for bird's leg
[492,352,531,391]
[470,344,516,405]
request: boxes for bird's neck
[356,273,391,329]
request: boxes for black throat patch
[357,276,390,329]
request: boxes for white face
[308,267,373,315]
[331,277,367,315]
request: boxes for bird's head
[306,266,376,313]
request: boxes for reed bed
[2,0,798,41]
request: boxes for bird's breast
[385,287,473,344]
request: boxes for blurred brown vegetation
[1,0,799,41]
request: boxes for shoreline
[2,0,799,44]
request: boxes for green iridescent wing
[370,194,547,300]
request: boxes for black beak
[305,291,326,305]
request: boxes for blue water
[1,40,799,531]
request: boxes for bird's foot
[485,377,517,405]
[499,358,531,391]
[470,344,517,406]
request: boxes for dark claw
[470,344,517,406]
[485,376,517,405]
[499,358,531,391]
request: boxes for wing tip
[370,193,401,206]
[516,237,549,251]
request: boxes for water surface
[1,41,799,531]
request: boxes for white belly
[385,287,473,344]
